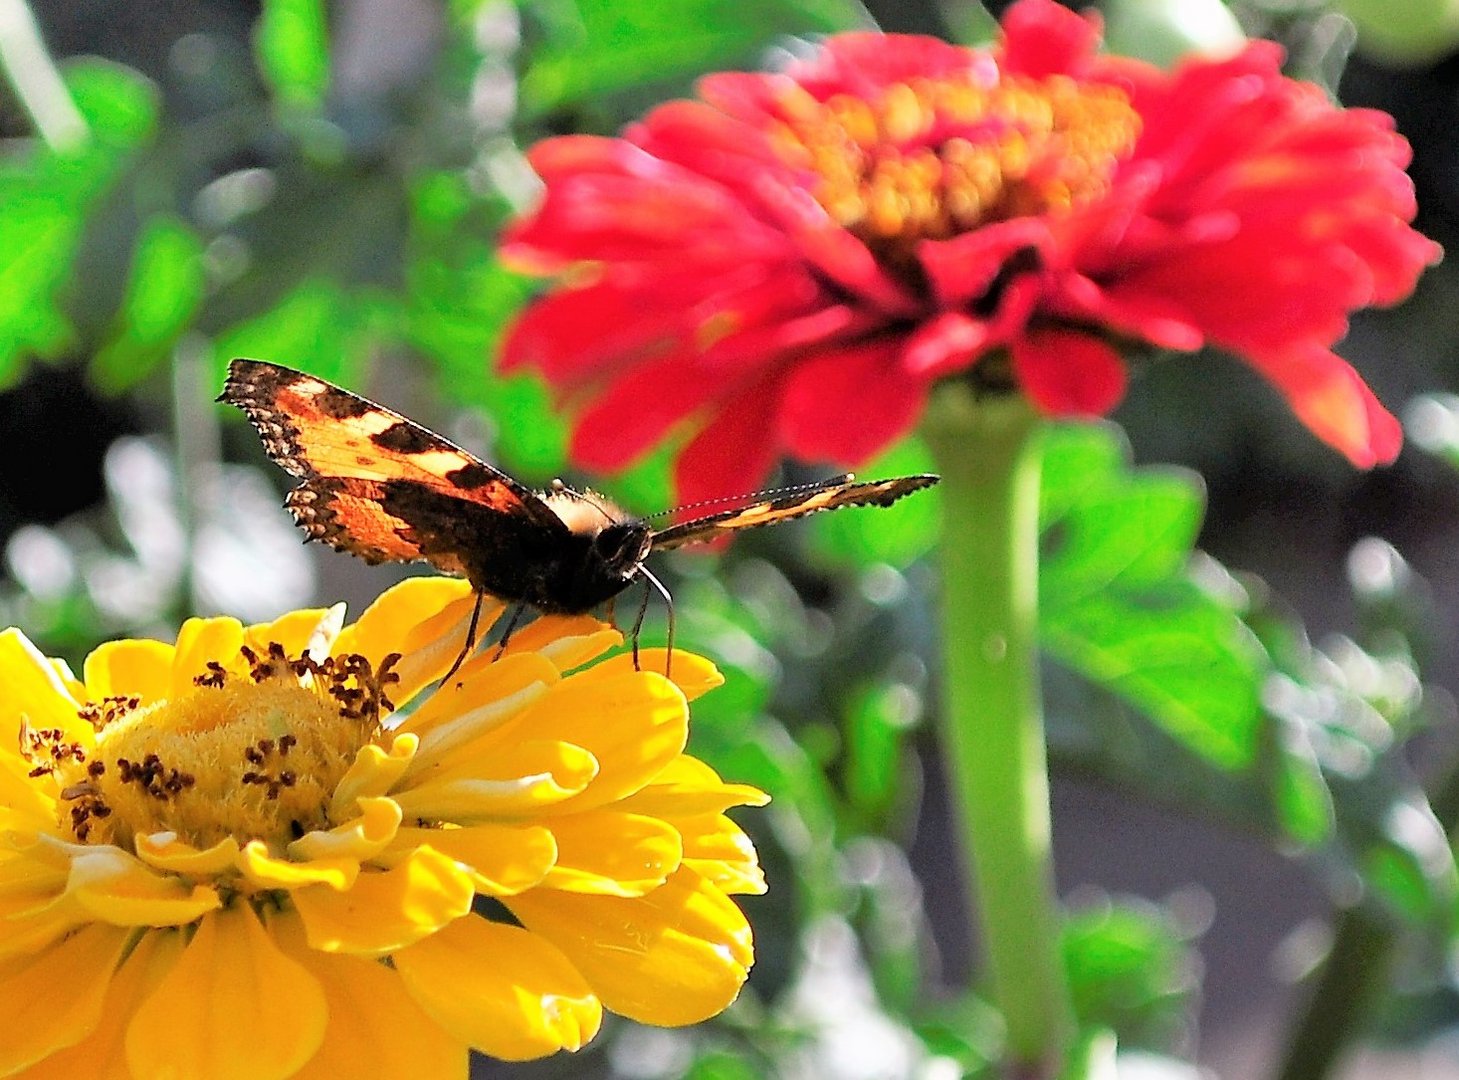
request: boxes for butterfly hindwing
[220,359,567,573]
[649,474,940,551]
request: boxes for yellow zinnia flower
[0,577,767,1078]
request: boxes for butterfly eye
[594,523,648,567]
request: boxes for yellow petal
[0,628,88,750]
[290,796,401,864]
[619,755,770,817]
[135,834,240,876]
[394,915,601,1061]
[0,922,132,1074]
[393,740,597,821]
[0,751,57,829]
[386,823,556,896]
[398,651,559,773]
[333,577,485,705]
[503,668,688,815]
[0,847,83,962]
[0,843,69,906]
[15,927,183,1080]
[68,846,222,926]
[541,811,682,896]
[508,866,753,1026]
[0,907,85,965]
[500,615,620,671]
[170,616,245,698]
[676,814,766,896]
[292,846,473,958]
[237,840,359,892]
[244,606,340,662]
[329,733,417,820]
[279,915,467,1080]
[82,638,174,707]
[590,649,724,700]
[126,905,326,1080]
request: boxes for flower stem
[1272,905,1392,1080]
[0,0,86,151]
[924,385,1072,1076]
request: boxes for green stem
[1272,740,1459,1080]
[1272,906,1392,1080]
[924,386,1072,1077]
[0,0,86,150]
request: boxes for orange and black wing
[220,358,566,577]
[648,474,940,552]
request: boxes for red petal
[1011,330,1127,417]
[998,0,1103,79]
[1243,345,1402,468]
[631,100,787,197]
[568,348,724,472]
[918,218,1051,308]
[901,311,989,377]
[787,33,997,100]
[501,262,826,387]
[499,270,712,385]
[777,338,930,463]
[673,383,785,507]
[753,181,920,315]
[1068,278,1204,352]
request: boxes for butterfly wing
[648,474,940,551]
[220,359,567,576]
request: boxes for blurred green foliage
[2,0,1458,1077]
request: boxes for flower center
[47,645,400,851]
[773,72,1140,264]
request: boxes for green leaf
[1061,899,1195,1045]
[64,59,160,148]
[842,680,912,816]
[1359,823,1453,922]
[1268,723,1334,845]
[520,0,874,113]
[1039,423,1266,769]
[255,0,330,109]
[213,278,373,389]
[403,171,555,477]
[808,438,940,569]
[92,216,207,393]
[0,61,158,386]
[684,1053,762,1080]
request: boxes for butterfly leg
[628,576,651,671]
[492,602,530,662]
[442,589,487,685]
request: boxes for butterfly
[220,358,940,677]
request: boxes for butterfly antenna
[641,473,856,523]
[442,590,487,686]
[638,564,675,679]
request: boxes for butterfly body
[220,358,939,622]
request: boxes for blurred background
[6,0,1459,1076]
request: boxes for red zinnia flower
[501,0,1440,505]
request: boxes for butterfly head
[592,520,653,574]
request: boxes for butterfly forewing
[221,358,940,617]
[648,474,941,551]
[220,359,566,571]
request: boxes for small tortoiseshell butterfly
[220,358,939,673]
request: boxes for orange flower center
[772,73,1140,262]
[37,645,401,850]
